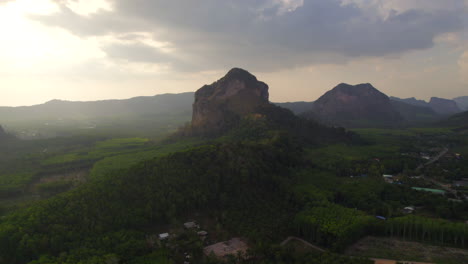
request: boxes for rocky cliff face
[429,97,461,115]
[191,68,269,134]
[308,83,403,127]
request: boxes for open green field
[89,138,204,178]
[0,136,202,215]
[42,137,150,165]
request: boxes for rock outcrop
[429,97,461,115]
[307,83,403,127]
[191,68,269,134]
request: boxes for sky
[0,0,467,106]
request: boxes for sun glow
[65,0,113,16]
[0,0,104,72]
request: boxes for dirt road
[371,258,434,264]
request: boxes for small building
[412,187,445,195]
[375,216,386,220]
[454,179,468,187]
[204,238,248,259]
[197,231,208,236]
[403,206,415,214]
[420,152,431,160]
[159,233,169,240]
[184,221,198,229]
[383,174,394,183]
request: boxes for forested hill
[389,100,438,123]
[438,110,468,130]
[0,69,355,264]
[2,69,466,264]
[0,93,195,138]
[454,96,468,111]
[0,138,303,264]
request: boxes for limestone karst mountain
[186,68,351,144]
[305,83,403,128]
[191,68,270,134]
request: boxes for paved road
[416,147,448,171]
[423,176,459,198]
[371,258,434,264]
[280,236,325,252]
[413,147,462,198]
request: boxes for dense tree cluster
[0,138,301,264]
[295,204,375,251]
[378,215,468,247]
[1,106,468,264]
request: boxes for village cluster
[156,221,248,263]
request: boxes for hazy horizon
[1,0,467,106]
[1,79,467,108]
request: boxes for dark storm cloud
[31,0,465,72]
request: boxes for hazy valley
[0,68,467,264]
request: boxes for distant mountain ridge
[274,101,314,115]
[2,78,466,134]
[0,93,195,138]
[389,100,437,123]
[454,96,468,111]
[438,110,468,131]
[390,97,430,108]
[390,96,462,116]
[428,97,461,115]
[0,93,194,122]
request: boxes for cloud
[29,0,465,72]
[103,43,172,64]
[62,0,113,16]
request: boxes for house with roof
[411,187,445,195]
[403,206,415,214]
[204,238,248,259]
[184,221,198,229]
[159,233,169,241]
